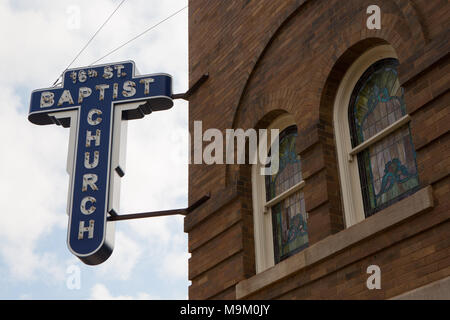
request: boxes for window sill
[236,186,434,299]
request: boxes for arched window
[252,114,308,272]
[348,58,419,217]
[265,126,308,264]
[334,45,420,226]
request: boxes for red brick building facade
[185,0,449,299]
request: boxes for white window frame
[252,113,306,273]
[333,45,412,227]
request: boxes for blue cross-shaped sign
[29,61,173,265]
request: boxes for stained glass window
[265,126,308,264]
[349,58,419,217]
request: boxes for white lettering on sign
[88,69,98,78]
[113,83,118,99]
[140,78,154,95]
[80,196,96,215]
[78,87,92,103]
[40,92,54,108]
[77,106,103,241]
[78,220,95,239]
[70,71,78,83]
[122,81,136,97]
[84,151,99,169]
[58,90,74,106]
[96,84,109,101]
[82,173,98,192]
[87,109,102,125]
[86,129,101,147]
[114,64,125,77]
[39,76,156,108]
[103,66,113,79]
[78,70,87,83]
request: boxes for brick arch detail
[224,0,428,244]
[226,88,305,187]
[228,0,427,171]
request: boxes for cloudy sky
[0,0,190,299]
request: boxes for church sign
[29,61,173,265]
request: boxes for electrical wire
[52,0,127,86]
[88,5,188,66]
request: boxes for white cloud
[160,251,189,280]
[90,283,157,300]
[0,242,66,284]
[0,85,68,281]
[0,0,189,299]
[0,0,188,90]
[95,231,142,280]
[120,104,188,214]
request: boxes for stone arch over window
[333,44,420,226]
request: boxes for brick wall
[186,0,449,299]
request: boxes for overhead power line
[52,0,127,86]
[88,5,188,66]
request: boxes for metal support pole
[172,73,209,100]
[107,193,210,221]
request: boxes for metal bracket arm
[172,73,209,100]
[107,193,210,221]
